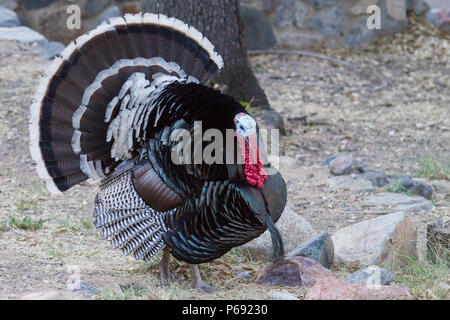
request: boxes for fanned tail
[29,13,223,194]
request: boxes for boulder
[366,192,434,212]
[345,266,394,285]
[0,5,19,27]
[397,176,433,199]
[308,6,346,37]
[288,232,334,268]
[328,175,375,193]
[0,26,46,43]
[240,6,277,50]
[240,205,317,261]
[332,212,417,266]
[328,155,354,175]
[256,256,334,287]
[273,0,308,27]
[305,276,412,300]
[94,5,120,28]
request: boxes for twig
[248,49,390,93]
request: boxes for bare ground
[0,19,448,300]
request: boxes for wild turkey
[29,13,287,291]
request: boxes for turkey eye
[239,125,245,131]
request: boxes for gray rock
[345,266,393,285]
[431,180,450,195]
[328,155,354,175]
[0,0,18,10]
[346,17,377,48]
[406,0,430,16]
[367,192,434,212]
[232,270,252,280]
[73,281,99,299]
[308,6,346,37]
[36,41,65,60]
[0,5,20,27]
[20,0,57,10]
[288,232,334,268]
[0,26,46,43]
[86,0,111,17]
[361,170,390,188]
[94,5,120,28]
[397,176,433,199]
[305,0,336,10]
[379,0,410,34]
[328,175,375,193]
[269,291,300,300]
[273,0,308,27]
[240,6,277,50]
[332,212,417,266]
[240,205,317,261]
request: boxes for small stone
[0,5,20,27]
[367,192,434,212]
[305,276,412,300]
[269,291,299,300]
[332,212,417,266]
[256,256,334,287]
[240,205,317,261]
[85,0,111,17]
[232,270,252,280]
[345,266,393,285]
[397,176,433,199]
[328,155,354,175]
[308,6,346,37]
[20,290,64,300]
[0,26,47,43]
[240,6,277,50]
[94,5,120,28]
[288,232,334,268]
[36,41,65,60]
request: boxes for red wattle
[240,137,267,189]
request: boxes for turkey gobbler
[29,13,287,292]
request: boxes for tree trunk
[143,0,270,108]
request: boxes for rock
[0,5,20,27]
[328,155,354,175]
[241,205,317,261]
[361,169,389,188]
[20,290,64,300]
[0,26,46,43]
[345,266,394,285]
[305,0,336,10]
[328,175,375,193]
[94,5,120,28]
[426,220,449,265]
[332,212,417,266]
[308,6,346,37]
[256,256,334,287]
[269,291,299,300]
[0,0,18,10]
[426,8,450,31]
[240,6,277,50]
[366,192,434,212]
[406,0,430,15]
[431,180,450,196]
[350,0,379,16]
[35,41,64,60]
[20,0,57,10]
[232,270,252,280]
[258,109,286,134]
[288,232,334,268]
[85,0,111,17]
[305,276,413,300]
[397,176,433,199]
[346,17,377,48]
[386,0,408,21]
[273,0,308,27]
[72,281,99,299]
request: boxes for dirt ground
[0,19,448,300]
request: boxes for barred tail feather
[29,13,223,194]
[94,168,172,262]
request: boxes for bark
[143,0,270,108]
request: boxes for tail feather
[30,13,223,193]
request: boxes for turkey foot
[190,264,219,294]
